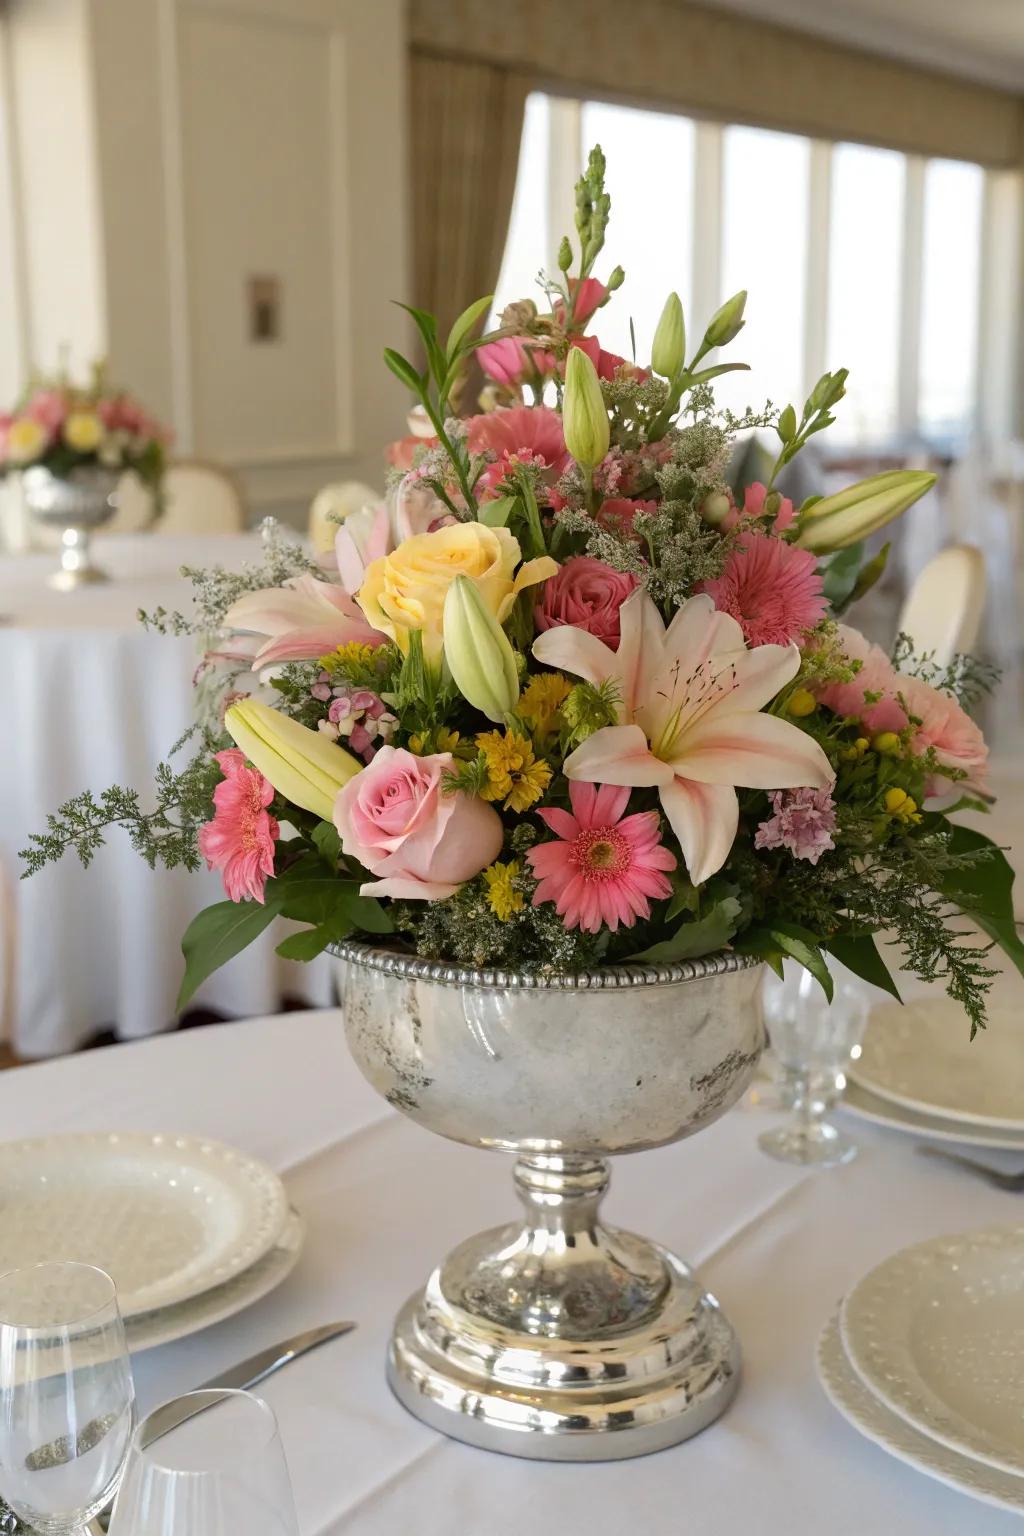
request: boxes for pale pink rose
[333,747,504,900]
[721,481,797,534]
[897,672,989,800]
[817,625,910,734]
[535,556,639,650]
[478,337,557,388]
[26,389,67,432]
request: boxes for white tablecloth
[2,1009,1021,1535]
[0,535,331,1057]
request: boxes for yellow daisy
[519,672,573,736]
[483,860,524,920]
[476,729,552,812]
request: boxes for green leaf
[686,361,751,386]
[735,920,834,1001]
[823,933,901,1001]
[276,922,350,962]
[395,303,447,391]
[479,495,516,528]
[665,876,700,923]
[821,542,864,609]
[177,898,281,1010]
[383,347,425,398]
[445,295,493,360]
[846,542,891,608]
[311,821,342,869]
[628,897,742,962]
[937,824,1024,979]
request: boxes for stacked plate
[819,1226,1024,1513]
[0,1132,304,1352]
[842,978,1024,1151]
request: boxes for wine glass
[757,960,870,1167]
[0,1262,135,1533]
[108,1389,299,1536]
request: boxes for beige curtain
[409,51,529,372]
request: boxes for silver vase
[22,464,120,590]
[333,942,765,1461]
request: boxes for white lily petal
[564,725,675,787]
[659,778,738,885]
[532,624,621,691]
[673,711,835,789]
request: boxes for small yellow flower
[483,860,524,920]
[408,727,461,756]
[854,736,870,755]
[884,787,921,825]
[63,410,104,453]
[519,673,573,734]
[884,787,908,813]
[5,416,47,465]
[319,641,378,675]
[787,688,817,718]
[476,728,552,812]
[873,731,901,755]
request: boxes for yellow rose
[356,521,556,662]
[63,410,104,453]
[5,417,47,465]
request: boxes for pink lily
[533,590,834,884]
[224,574,385,668]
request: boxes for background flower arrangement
[23,148,1022,1034]
[0,361,170,490]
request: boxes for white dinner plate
[839,1078,1024,1152]
[840,1225,1024,1479]
[0,1132,289,1318]
[851,988,1024,1131]
[126,1208,305,1354]
[817,1314,1024,1516]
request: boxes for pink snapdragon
[198,749,279,903]
[755,787,837,865]
[569,334,647,383]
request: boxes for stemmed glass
[757,960,870,1167]
[108,1389,299,1536]
[0,1262,135,1533]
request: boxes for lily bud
[225,700,361,822]
[443,574,520,722]
[704,290,747,349]
[795,470,937,554]
[651,292,685,379]
[563,346,610,468]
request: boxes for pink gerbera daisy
[526,782,676,933]
[466,405,571,497]
[198,749,279,904]
[698,533,827,648]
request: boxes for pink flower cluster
[198,749,279,904]
[312,677,397,761]
[755,787,837,865]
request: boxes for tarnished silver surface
[22,465,120,590]
[334,942,765,1460]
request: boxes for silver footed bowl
[333,941,765,1461]
[22,464,120,591]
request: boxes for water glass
[108,1389,299,1536]
[757,960,870,1167]
[0,1262,135,1533]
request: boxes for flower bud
[808,368,849,413]
[787,688,817,718]
[651,292,685,379]
[704,290,747,349]
[557,236,573,273]
[562,346,610,469]
[795,470,936,553]
[443,574,520,723]
[700,491,732,527]
[225,700,361,821]
[776,404,797,444]
[606,264,625,292]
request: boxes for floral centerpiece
[24,148,1018,1027]
[0,362,169,490]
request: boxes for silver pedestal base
[388,1219,740,1461]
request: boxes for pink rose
[27,389,66,432]
[535,556,639,650]
[334,747,504,900]
[817,625,910,734]
[478,337,557,388]
[897,672,989,801]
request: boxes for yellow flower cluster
[519,672,573,736]
[786,688,817,719]
[318,641,379,675]
[884,787,922,825]
[476,729,552,812]
[482,860,524,920]
[840,735,870,763]
[408,727,461,756]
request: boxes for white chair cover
[897,543,986,665]
[154,460,246,535]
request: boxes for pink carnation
[898,672,989,801]
[527,782,676,933]
[535,557,639,650]
[478,337,556,388]
[817,625,909,734]
[722,481,796,534]
[755,787,837,865]
[698,533,827,647]
[198,749,279,904]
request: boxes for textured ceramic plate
[0,1133,289,1318]
[818,1315,1024,1515]
[126,1208,305,1353]
[851,991,1024,1130]
[840,1079,1024,1152]
[840,1226,1024,1478]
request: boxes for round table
[0,1008,1020,1535]
[0,534,331,1057]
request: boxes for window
[493,96,995,448]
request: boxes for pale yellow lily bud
[443,574,520,722]
[795,470,937,554]
[704,290,747,348]
[651,292,685,379]
[225,699,361,821]
[563,347,610,469]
